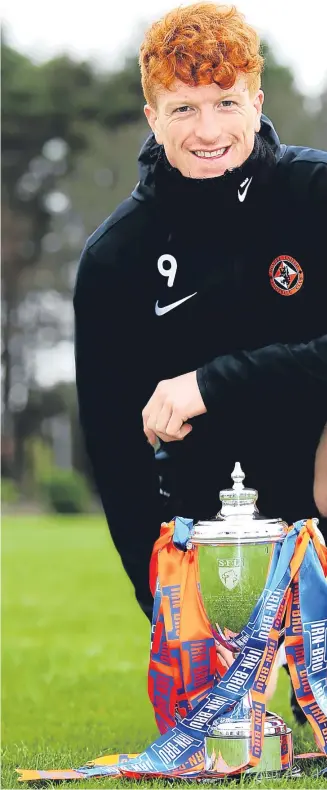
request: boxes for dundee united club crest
[269,255,304,296]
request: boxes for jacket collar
[132,114,281,203]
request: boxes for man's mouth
[192,146,230,160]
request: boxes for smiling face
[144,76,264,178]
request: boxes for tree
[1,39,89,474]
[260,42,315,146]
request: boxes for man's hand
[142,371,206,446]
[314,422,327,517]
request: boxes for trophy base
[205,712,293,775]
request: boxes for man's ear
[144,104,163,144]
[253,90,264,133]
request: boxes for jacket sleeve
[196,335,327,412]
[73,244,163,611]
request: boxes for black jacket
[74,116,327,614]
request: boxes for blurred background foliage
[1,34,327,513]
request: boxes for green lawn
[1,516,325,788]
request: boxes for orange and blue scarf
[17,518,327,781]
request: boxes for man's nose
[194,109,223,145]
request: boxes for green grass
[1,516,326,788]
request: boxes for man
[74,2,327,629]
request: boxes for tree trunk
[1,278,16,476]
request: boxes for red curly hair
[139,3,264,106]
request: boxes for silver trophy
[187,462,294,776]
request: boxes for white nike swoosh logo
[238,176,253,202]
[155,292,197,316]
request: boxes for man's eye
[220,100,236,108]
[174,105,192,113]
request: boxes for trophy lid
[190,463,287,546]
[219,462,258,517]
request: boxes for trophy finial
[231,462,245,490]
[218,462,258,517]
